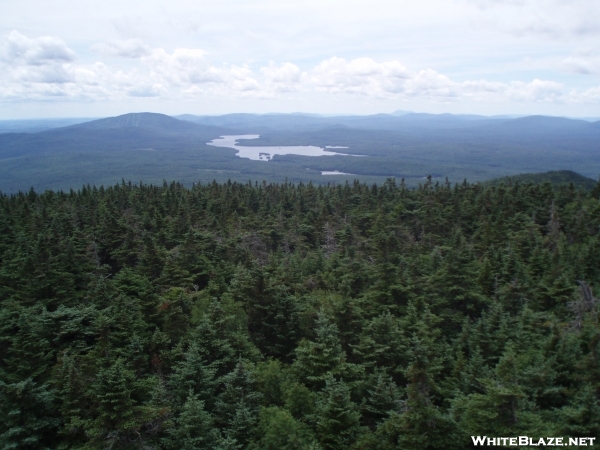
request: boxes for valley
[1,111,599,193]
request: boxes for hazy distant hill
[0,113,245,192]
[0,117,96,134]
[176,113,335,132]
[226,114,600,178]
[69,112,203,133]
[0,113,229,160]
[482,115,593,134]
[484,170,597,190]
[176,111,511,132]
[2,111,600,193]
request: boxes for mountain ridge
[64,112,204,133]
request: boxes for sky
[1,0,600,119]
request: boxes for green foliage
[293,311,346,389]
[91,358,138,434]
[249,406,318,450]
[361,370,402,427]
[168,342,217,408]
[215,359,263,447]
[162,390,220,450]
[453,343,551,442]
[0,178,599,448]
[314,377,361,450]
[485,170,597,191]
[0,379,59,450]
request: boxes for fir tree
[162,390,220,450]
[293,311,346,389]
[314,377,361,450]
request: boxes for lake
[321,170,355,175]
[207,135,356,161]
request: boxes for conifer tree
[377,298,458,450]
[0,378,59,450]
[90,358,138,438]
[314,376,361,450]
[453,343,551,441]
[168,342,217,408]
[249,406,318,450]
[215,359,263,447]
[293,311,346,389]
[362,371,402,427]
[162,390,220,450]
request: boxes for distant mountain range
[1,111,599,193]
[2,111,598,134]
[175,112,600,136]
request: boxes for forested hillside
[2,112,600,193]
[1,178,599,449]
[484,170,597,191]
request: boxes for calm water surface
[207,135,356,161]
[321,170,355,175]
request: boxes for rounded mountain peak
[69,112,197,132]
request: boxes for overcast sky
[1,0,600,119]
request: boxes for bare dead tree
[86,236,101,268]
[546,201,561,251]
[568,281,599,331]
[322,222,338,258]
[243,233,269,265]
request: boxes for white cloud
[1,31,599,108]
[562,55,600,75]
[404,69,458,99]
[466,0,525,7]
[308,57,411,97]
[128,84,164,97]
[91,39,151,58]
[306,58,565,103]
[563,57,594,75]
[0,32,141,102]
[506,79,564,102]
[144,48,210,84]
[261,62,302,93]
[3,1,600,116]
[1,30,76,65]
[465,0,600,39]
[111,16,147,40]
[142,48,262,96]
[569,85,600,103]
[0,31,81,98]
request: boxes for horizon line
[2,111,600,122]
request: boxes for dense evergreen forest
[1,178,599,449]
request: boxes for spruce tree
[0,378,59,450]
[292,311,346,389]
[168,342,217,408]
[162,390,220,450]
[215,359,263,447]
[314,377,361,450]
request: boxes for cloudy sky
[1,0,600,119]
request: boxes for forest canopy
[0,177,599,449]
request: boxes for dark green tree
[162,390,220,450]
[314,376,361,450]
